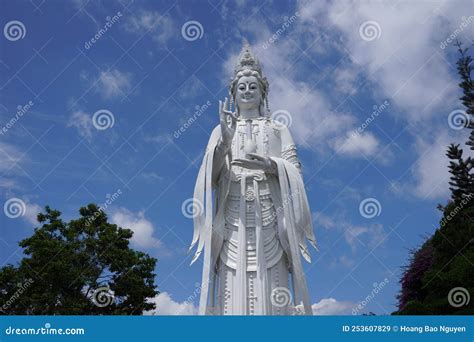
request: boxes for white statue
[189,42,317,315]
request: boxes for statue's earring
[265,96,271,117]
[230,94,239,118]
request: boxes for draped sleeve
[268,124,317,315]
[188,125,231,314]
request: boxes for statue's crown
[234,40,262,75]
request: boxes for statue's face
[235,75,262,110]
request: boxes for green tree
[395,43,474,315]
[446,42,474,204]
[0,204,158,315]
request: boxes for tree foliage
[0,204,158,315]
[395,43,474,315]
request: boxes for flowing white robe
[189,118,316,315]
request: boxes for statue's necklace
[243,119,257,155]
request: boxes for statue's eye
[238,84,245,91]
[250,84,258,90]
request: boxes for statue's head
[229,42,269,116]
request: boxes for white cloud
[148,293,356,316]
[388,131,471,200]
[333,67,359,96]
[0,178,17,191]
[313,0,462,120]
[331,131,380,157]
[344,223,385,251]
[339,255,355,268]
[110,208,162,249]
[23,202,42,225]
[314,211,337,229]
[293,0,470,199]
[221,24,356,150]
[410,134,451,199]
[0,142,23,173]
[125,10,175,44]
[145,292,197,315]
[316,211,386,251]
[67,110,94,140]
[0,142,26,191]
[312,297,354,315]
[220,0,468,200]
[141,172,164,183]
[344,224,368,251]
[71,0,88,10]
[96,69,132,99]
[270,78,355,149]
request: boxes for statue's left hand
[231,153,277,174]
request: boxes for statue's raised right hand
[218,97,237,148]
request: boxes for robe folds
[189,119,316,315]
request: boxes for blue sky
[1,0,473,315]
